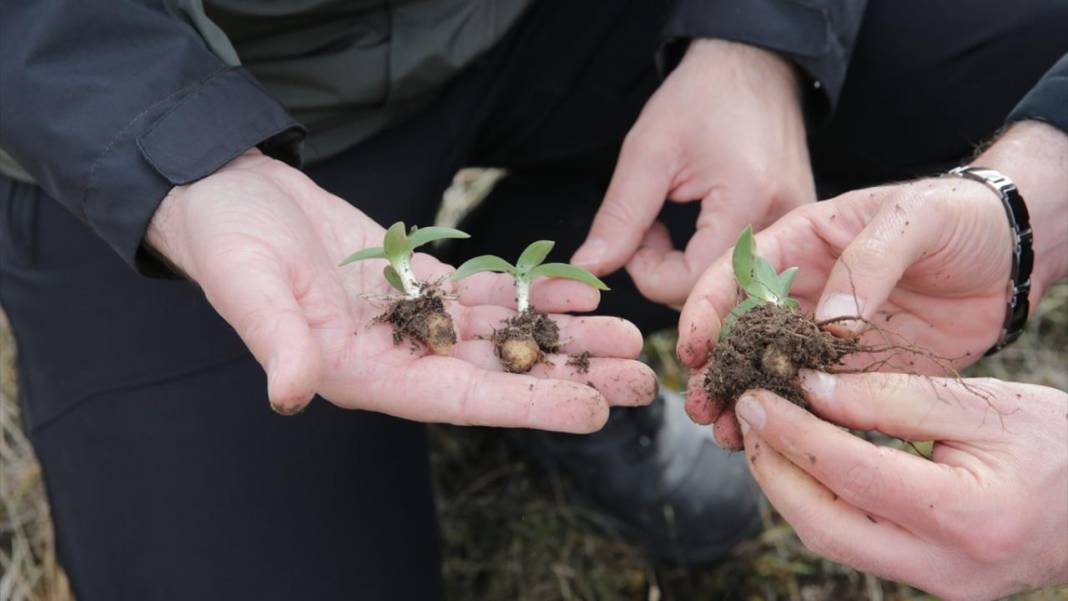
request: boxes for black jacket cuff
[83,67,305,276]
[1007,53,1068,135]
[659,0,867,127]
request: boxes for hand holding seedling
[735,374,1068,600]
[572,38,816,307]
[148,150,656,431]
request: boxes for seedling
[340,222,469,355]
[719,225,800,341]
[451,241,608,373]
[701,225,861,433]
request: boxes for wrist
[682,39,802,105]
[977,121,1068,292]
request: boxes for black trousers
[1,2,1064,599]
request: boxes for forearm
[978,120,1068,290]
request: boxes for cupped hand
[572,39,815,307]
[734,372,1068,600]
[147,150,657,431]
[678,121,1068,448]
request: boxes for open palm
[148,151,656,432]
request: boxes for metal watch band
[945,165,1033,355]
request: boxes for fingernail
[799,369,836,398]
[816,293,862,321]
[572,239,606,267]
[816,293,865,333]
[735,394,765,433]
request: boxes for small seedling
[451,241,608,373]
[702,225,860,431]
[340,222,469,355]
[720,225,800,341]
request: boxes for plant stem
[397,256,422,298]
[516,277,531,313]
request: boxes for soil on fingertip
[492,310,560,373]
[378,290,456,356]
[566,351,591,374]
[704,303,859,409]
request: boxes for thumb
[572,136,673,275]
[202,256,321,415]
[815,191,940,334]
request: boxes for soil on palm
[493,310,560,373]
[704,303,859,410]
[379,292,456,356]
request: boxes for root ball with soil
[492,310,561,373]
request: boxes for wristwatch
[945,165,1033,355]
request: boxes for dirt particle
[566,351,592,374]
[806,453,817,465]
[865,514,878,524]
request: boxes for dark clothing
[1,1,1066,599]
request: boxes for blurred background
[2,172,1066,600]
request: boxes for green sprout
[721,225,800,340]
[451,240,609,313]
[339,222,470,297]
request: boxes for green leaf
[777,267,799,298]
[450,255,516,281]
[382,222,410,264]
[782,297,801,309]
[731,225,758,295]
[718,297,761,342]
[338,246,386,266]
[515,240,555,274]
[753,256,782,300]
[407,226,470,249]
[528,263,609,291]
[383,265,406,293]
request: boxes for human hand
[733,372,1068,599]
[146,150,656,430]
[679,121,1068,448]
[572,39,815,307]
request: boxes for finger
[572,134,674,275]
[713,407,744,451]
[452,340,657,407]
[798,369,1012,442]
[675,251,737,368]
[627,201,751,306]
[201,256,320,414]
[685,369,719,424]
[737,390,971,538]
[814,188,943,334]
[743,429,932,586]
[355,356,611,433]
[455,271,600,312]
[457,306,643,358]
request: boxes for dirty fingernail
[735,394,765,433]
[799,369,836,398]
[572,239,606,267]
[817,293,863,321]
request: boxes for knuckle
[959,509,1030,564]
[841,459,886,508]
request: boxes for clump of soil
[704,303,859,409]
[492,310,560,373]
[566,351,591,374]
[378,289,456,356]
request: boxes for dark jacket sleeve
[0,0,306,275]
[660,0,868,125]
[1007,53,1068,134]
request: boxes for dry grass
[1,222,1065,599]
